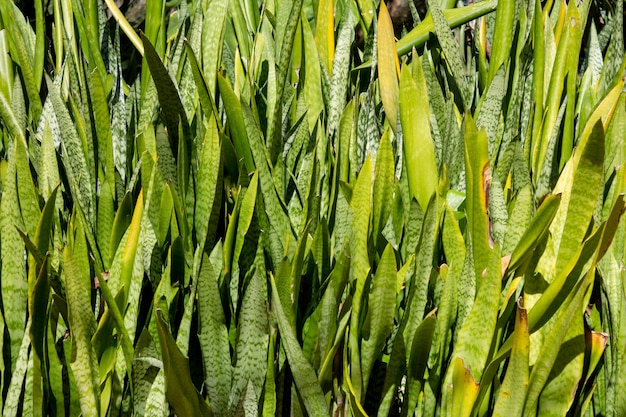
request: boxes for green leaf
[0,87,24,145]
[443,203,466,275]
[47,76,94,225]
[431,263,456,380]
[487,0,516,87]
[395,1,498,56]
[306,248,350,384]
[488,175,508,246]
[463,113,493,284]
[530,0,545,150]
[110,40,128,184]
[240,100,294,248]
[444,244,502,410]
[266,0,303,163]
[327,14,354,136]
[121,216,147,349]
[559,0,585,169]
[356,0,375,29]
[284,221,311,326]
[348,156,373,398]
[3,320,32,417]
[115,191,144,304]
[377,325,407,417]
[141,33,189,156]
[372,131,395,247]
[184,41,220,129]
[523,276,590,416]
[33,182,59,256]
[109,191,133,263]
[233,381,258,417]
[528,218,604,336]
[230,266,268,408]
[87,68,115,191]
[405,310,437,413]
[201,0,228,98]
[92,259,136,392]
[195,115,222,250]
[399,62,437,212]
[64,239,100,417]
[493,299,529,417]
[344,355,369,417]
[533,0,582,178]
[356,89,379,171]
[476,66,505,162]
[1,153,27,369]
[28,185,59,361]
[362,244,397,390]
[302,17,324,131]
[47,312,65,416]
[598,0,623,95]
[262,329,277,417]
[429,0,471,108]
[97,178,115,268]
[142,369,167,417]
[15,137,41,240]
[552,121,605,279]
[270,273,328,416]
[314,255,351,392]
[155,309,212,417]
[377,1,399,132]
[537,309,585,416]
[38,123,61,202]
[156,183,174,248]
[503,185,532,256]
[0,1,42,120]
[231,172,258,274]
[508,194,561,272]
[403,194,438,355]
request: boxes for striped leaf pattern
[0,0,624,415]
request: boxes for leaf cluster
[0,0,625,416]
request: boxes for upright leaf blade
[399,62,437,212]
[1,153,27,370]
[230,267,269,408]
[141,33,188,155]
[429,0,472,108]
[493,299,530,417]
[444,244,502,411]
[464,114,493,282]
[195,115,222,250]
[155,310,212,417]
[64,239,100,417]
[270,274,328,416]
[377,1,399,132]
[362,244,397,389]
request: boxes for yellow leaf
[315,0,334,74]
[378,1,399,132]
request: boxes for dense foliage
[0,0,625,415]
